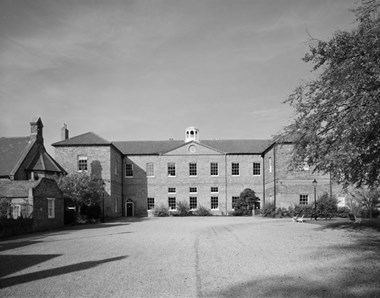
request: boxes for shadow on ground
[307,218,380,232]
[0,255,127,289]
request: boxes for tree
[349,187,380,218]
[57,173,104,215]
[316,192,338,219]
[277,0,380,188]
[234,188,259,216]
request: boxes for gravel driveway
[0,216,379,297]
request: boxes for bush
[176,201,190,216]
[336,207,351,218]
[194,205,212,216]
[154,204,170,217]
[261,203,276,217]
[0,198,11,218]
[81,204,101,220]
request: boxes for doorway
[125,200,134,217]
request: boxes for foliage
[81,204,102,220]
[316,192,338,219]
[153,204,170,217]
[194,205,213,216]
[57,173,104,211]
[0,198,11,218]
[336,207,351,218]
[277,0,380,188]
[260,203,276,217]
[234,188,259,216]
[349,187,380,218]
[176,201,190,216]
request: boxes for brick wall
[54,145,123,218]
[123,142,264,215]
[32,178,64,231]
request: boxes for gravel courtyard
[0,216,379,298]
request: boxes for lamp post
[312,179,318,220]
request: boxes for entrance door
[126,201,134,217]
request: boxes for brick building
[0,118,66,234]
[53,126,343,217]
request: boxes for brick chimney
[61,123,69,140]
[30,117,43,142]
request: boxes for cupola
[185,126,199,143]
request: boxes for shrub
[194,205,212,216]
[176,201,190,216]
[0,198,11,218]
[336,207,351,218]
[261,203,276,217]
[81,204,101,220]
[234,188,259,216]
[153,204,170,217]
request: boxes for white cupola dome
[185,126,199,143]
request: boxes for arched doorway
[125,199,134,217]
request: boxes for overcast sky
[0,0,357,155]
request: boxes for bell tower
[185,126,199,143]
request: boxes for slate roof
[52,132,110,146]
[113,139,273,155]
[0,137,33,177]
[0,179,40,198]
[29,151,67,174]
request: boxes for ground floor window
[299,194,309,205]
[47,198,55,219]
[211,197,218,210]
[190,197,197,209]
[232,196,239,209]
[147,197,155,210]
[168,197,176,210]
[12,204,21,219]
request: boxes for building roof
[0,137,33,177]
[0,179,40,198]
[52,132,110,146]
[112,139,273,155]
[29,151,67,174]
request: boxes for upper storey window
[78,155,88,172]
[146,162,154,177]
[231,163,239,176]
[189,163,197,176]
[269,157,272,173]
[253,162,261,176]
[125,164,133,177]
[168,162,176,177]
[210,162,218,176]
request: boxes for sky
[0,0,358,156]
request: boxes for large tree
[57,173,104,214]
[278,0,380,188]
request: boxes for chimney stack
[30,117,43,142]
[61,123,69,140]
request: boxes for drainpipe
[273,144,276,209]
[225,154,228,216]
[262,155,265,207]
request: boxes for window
[232,196,239,209]
[168,187,176,194]
[125,164,133,177]
[168,162,176,177]
[211,187,218,193]
[12,204,21,219]
[78,155,87,172]
[210,162,218,176]
[189,187,197,193]
[147,197,155,210]
[114,198,118,213]
[146,162,154,177]
[189,163,197,176]
[47,198,55,219]
[269,157,272,173]
[190,197,197,209]
[211,197,218,209]
[253,162,261,176]
[299,194,309,205]
[168,197,176,210]
[115,161,119,175]
[232,163,239,176]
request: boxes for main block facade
[53,126,343,217]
